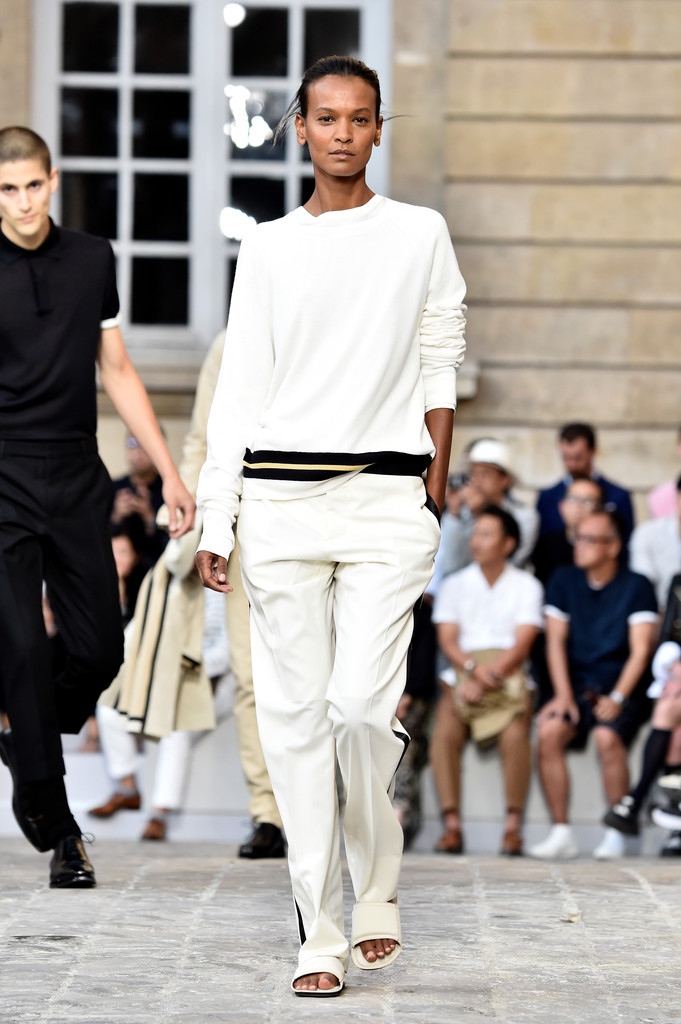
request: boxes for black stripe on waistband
[243,449,431,481]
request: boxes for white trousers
[237,473,439,975]
[96,673,235,810]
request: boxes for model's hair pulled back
[0,126,51,174]
[274,55,382,144]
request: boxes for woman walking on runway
[195,55,466,996]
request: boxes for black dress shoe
[0,729,51,853]
[238,822,286,859]
[49,835,96,889]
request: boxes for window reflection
[224,87,286,162]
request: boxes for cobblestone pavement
[0,839,679,1024]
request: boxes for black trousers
[0,440,124,781]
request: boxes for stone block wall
[0,0,31,127]
[393,0,681,513]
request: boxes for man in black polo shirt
[0,126,195,887]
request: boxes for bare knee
[537,717,573,758]
[593,726,625,760]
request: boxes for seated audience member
[437,440,539,576]
[604,642,681,855]
[530,509,658,861]
[630,475,681,609]
[110,519,152,628]
[647,426,681,518]
[532,478,605,588]
[430,506,543,856]
[90,586,234,841]
[111,433,168,563]
[536,423,634,539]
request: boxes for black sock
[663,762,681,774]
[27,776,80,847]
[630,729,672,813]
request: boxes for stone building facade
[2,0,680,504]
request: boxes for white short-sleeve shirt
[433,562,544,651]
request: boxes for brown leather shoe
[88,791,141,818]
[501,829,523,856]
[434,827,464,854]
[141,816,166,841]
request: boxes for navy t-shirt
[0,220,119,440]
[545,565,658,694]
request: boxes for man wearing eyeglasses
[529,509,658,861]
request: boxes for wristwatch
[609,690,626,706]
[463,657,477,674]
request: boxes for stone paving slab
[0,839,679,1023]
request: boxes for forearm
[546,634,574,701]
[612,652,651,700]
[425,408,454,515]
[101,361,178,482]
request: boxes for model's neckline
[298,193,383,222]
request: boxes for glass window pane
[304,10,360,68]
[135,4,191,74]
[231,176,284,224]
[131,257,188,324]
[299,176,315,207]
[63,2,119,72]
[61,172,118,238]
[133,91,190,158]
[133,174,188,241]
[61,88,119,156]
[231,8,288,77]
[225,87,286,162]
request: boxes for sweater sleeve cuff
[197,510,236,562]
[424,368,457,413]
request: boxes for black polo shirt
[0,219,119,440]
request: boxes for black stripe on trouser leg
[294,898,307,944]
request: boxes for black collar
[0,219,62,264]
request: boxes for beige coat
[98,331,227,739]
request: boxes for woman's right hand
[194,550,233,593]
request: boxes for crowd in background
[395,422,681,860]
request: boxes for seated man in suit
[530,509,658,861]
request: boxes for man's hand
[195,550,233,593]
[459,678,484,705]
[538,695,580,727]
[162,475,196,537]
[471,664,503,691]
[594,695,623,723]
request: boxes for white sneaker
[593,827,626,860]
[529,824,580,860]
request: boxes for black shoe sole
[50,874,96,889]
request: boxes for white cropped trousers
[237,473,439,976]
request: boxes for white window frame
[32,0,392,368]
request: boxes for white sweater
[198,194,467,559]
